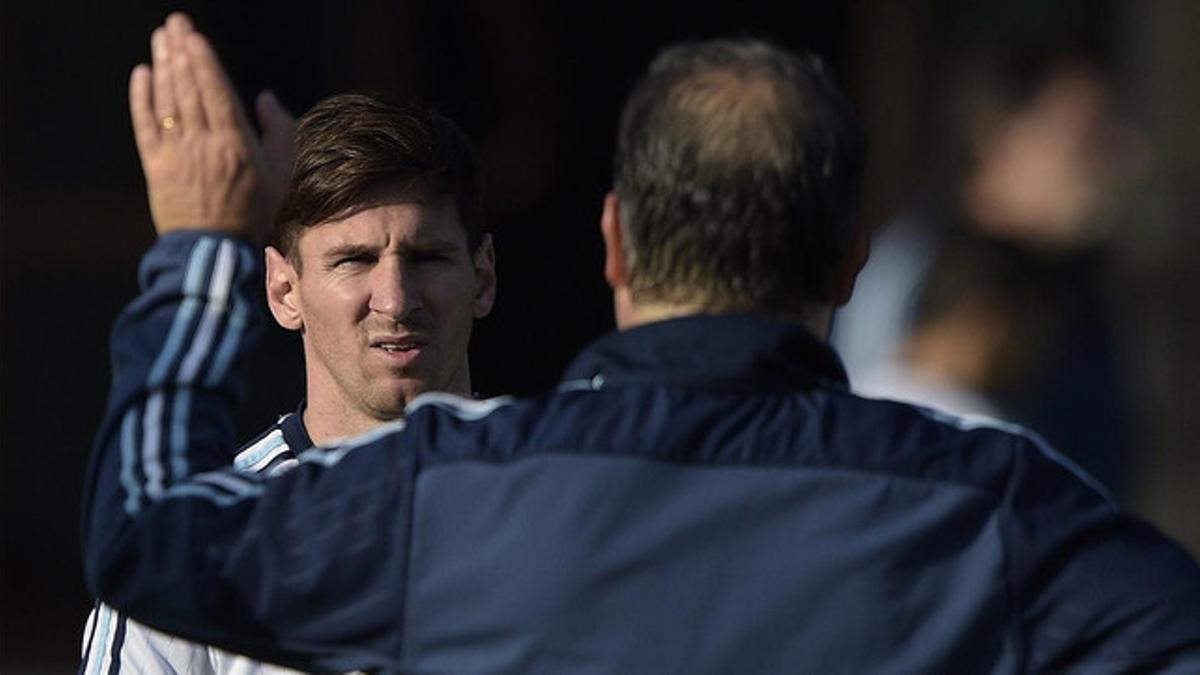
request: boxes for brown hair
[614,39,866,315]
[273,93,485,265]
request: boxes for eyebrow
[321,243,377,261]
[321,238,463,260]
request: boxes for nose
[367,258,422,321]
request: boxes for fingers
[129,64,159,152]
[145,12,248,138]
[150,27,177,127]
[165,12,193,33]
[186,31,249,133]
[167,15,207,134]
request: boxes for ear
[601,191,628,290]
[832,223,869,306]
[472,233,497,318]
[265,246,304,331]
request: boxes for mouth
[375,340,421,353]
[370,336,428,366]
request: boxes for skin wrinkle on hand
[129,13,292,242]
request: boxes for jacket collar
[281,400,316,452]
[562,314,848,391]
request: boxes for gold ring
[161,115,178,130]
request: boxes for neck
[616,291,834,340]
[302,398,386,446]
[302,381,391,444]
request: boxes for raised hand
[129,13,294,242]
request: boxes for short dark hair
[614,39,866,315]
[911,229,1052,393]
[273,94,485,264]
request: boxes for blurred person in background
[853,230,1053,420]
[834,9,1148,500]
[80,14,495,674]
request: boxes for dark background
[3,2,1199,670]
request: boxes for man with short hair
[85,37,1200,673]
[262,91,494,445]
[80,14,493,674]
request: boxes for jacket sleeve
[1001,433,1200,673]
[81,232,414,673]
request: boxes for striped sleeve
[82,232,263,526]
[78,411,311,675]
[81,232,417,672]
[81,231,266,650]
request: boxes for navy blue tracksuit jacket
[84,232,1200,673]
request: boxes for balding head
[613,39,866,318]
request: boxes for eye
[328,253,376,270]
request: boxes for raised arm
[82,12,271,671]
[82,14,410,673]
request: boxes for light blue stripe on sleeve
[148,237,217,388]
[120,406,143,515]
[169,389,192,480]
[204,245,255,388]
[176,239,235,385]
[166,241,237,486]
[141,391,165,499]
[163,482,263,507]
[192,470,262,496]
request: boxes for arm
[80,18,301,673]
[1002,434,1200,672]
[84,237,416,671]
[82,14,411,672]
[82,228,413,672]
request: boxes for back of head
[614,39,866,317]
[909,230,1052,393]
[273,93,485,264]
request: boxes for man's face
[274,192,495,426]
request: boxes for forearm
[81,233,412,671]
[81,231,267,653]
[86,14,412,668]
